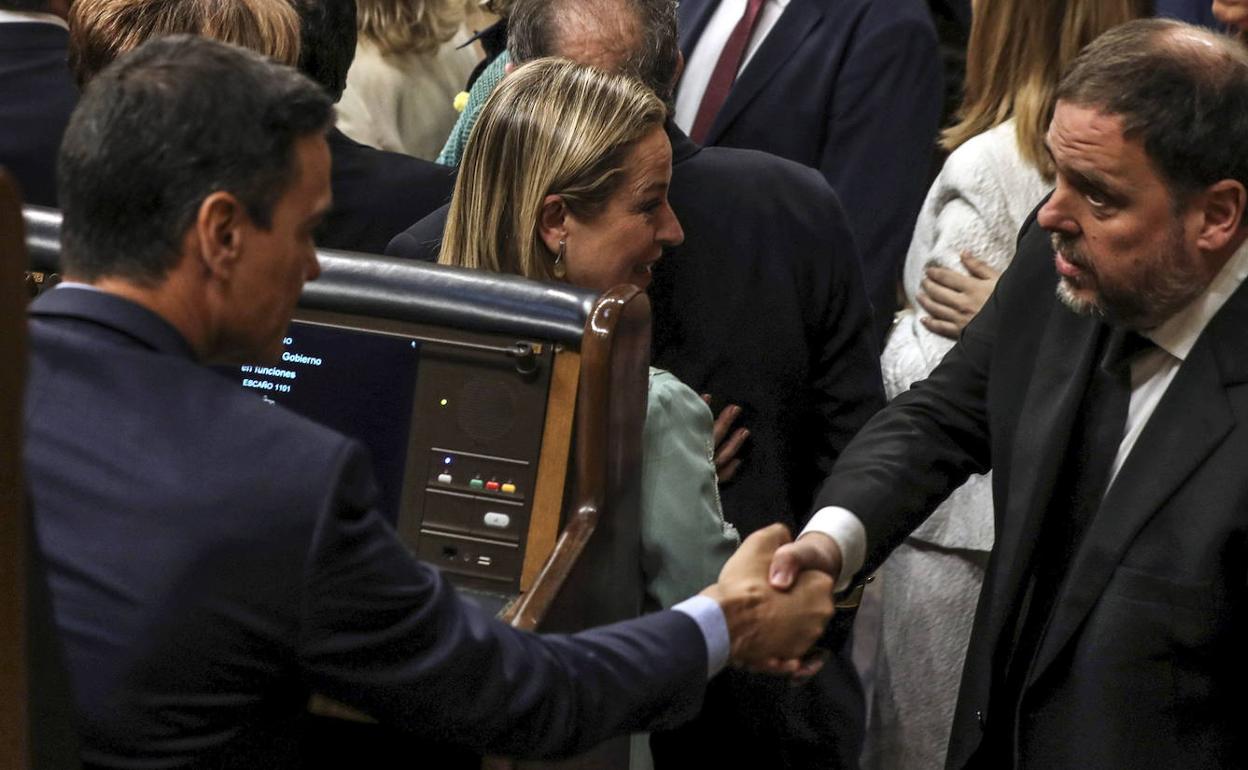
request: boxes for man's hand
[767,531,844,590]
[916,251,1001,339]
[702,524,835,666]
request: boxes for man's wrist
[801,506,867,591]
[674,593,731,677]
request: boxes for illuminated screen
[226,321,421,523]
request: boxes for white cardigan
[880,119,1052,551]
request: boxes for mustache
[1050,232,1091,272]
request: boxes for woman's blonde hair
[69,0,300,85]
[357,0,469,57]
[439,58,667,282]
[941,0,1150,177]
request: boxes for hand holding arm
[916,251,1001,339]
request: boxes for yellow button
[500,483,517,494]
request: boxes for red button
[485,481,500,491]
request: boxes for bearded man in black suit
[774,19,1248,770]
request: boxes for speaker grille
[456,376,519,443]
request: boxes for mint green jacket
[641,368,740,610]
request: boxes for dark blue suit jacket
[24,287,706,768]
[677,0,943,339]
[0,22,77,207]
[322,127,456,255]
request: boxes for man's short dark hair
[509,0,680,101]
[1057,18,1248,200]
[291,0,356,102]
[57,35,332,283]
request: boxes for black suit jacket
[677,0,944,339]
[815,212,1248,769]
[322,127,456,254]
[24,287,707,768]
[388,123,885,537]
[0,22,77,207]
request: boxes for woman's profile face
[560,126,684,293]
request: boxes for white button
[483,512,511,528]
[437,473,453,484]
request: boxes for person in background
[289,0,457,254]
[435,0,512,166]
[336,0,482,160]
[867,1,1150,768]
[0,0,75,208]
[67,0,301,81]
[438,56,739,613]
[672,0,944,344]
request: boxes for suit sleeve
[810,211,1051,579]
[821,13,944,327]
[297,443,707,758]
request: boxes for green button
[469,478,484,490]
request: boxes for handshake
[700,524,846,672]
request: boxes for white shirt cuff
[801,506,868,591]
[672,594,730,678]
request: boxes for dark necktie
[690,0,767,144]
[987,326,1155,764]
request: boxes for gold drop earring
[553,238,568,279]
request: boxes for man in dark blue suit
[24,35,836,768]
[674,0,944,341]
[0,0,75,207]
[391,0,886,766]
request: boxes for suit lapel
[981,306,1102,654]
[701,0,824,146]
[1029,284,1248,683]
[678,0,718,57]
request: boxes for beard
[1051,227,1208,331]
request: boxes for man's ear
[504,60,516,76]
[194,191,247,281]
[538,194,568,254]
[671,51,685,94]
[1194,179,1248,253]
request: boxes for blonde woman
[868,1,1150,767]
[441,57,739,611]
[336,0,482,160]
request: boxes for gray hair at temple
[1056,17,1248,204]
[508,0,680,102]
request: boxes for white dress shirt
[0,9,67,28]
[806,238,1248,588]
[673,0,790,135]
